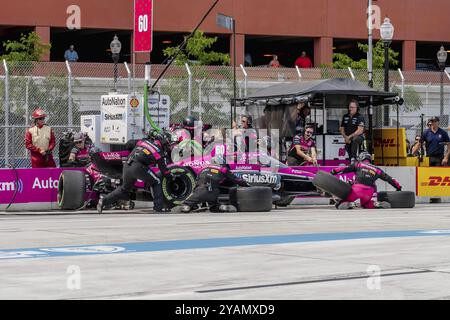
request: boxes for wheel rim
[165,176,192,200]
[57,175,64,207]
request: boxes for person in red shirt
[294,51,313,68]
[268,55,281,68]
[25,108,56,168]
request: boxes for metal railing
[1,60,449,167]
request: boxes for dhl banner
[373,128,407,158]
[417,167,450,196]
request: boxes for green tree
[332,41,399,70]
[1,32,51,62]
[163,30,230,66]
[331,41,422,112]
[160,30,231,127]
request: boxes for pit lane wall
[0,166,449,212]
[294,166,450,205]
[0,168,83,212]
[0,167,154,213]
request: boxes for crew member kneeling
[180,155,250,213]
[330,152,402,209]
[97,132,172,213]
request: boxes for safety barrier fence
[1,61,450,167]
[0,166,447,212]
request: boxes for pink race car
[57,142,319,210]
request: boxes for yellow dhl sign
[373,128,407,158]
[417,167,450,196]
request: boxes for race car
[57,142,319,211]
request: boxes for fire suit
[100,139,170,212]
[183,165,249,211]
[330,161,402,209]
[25,124,56,168]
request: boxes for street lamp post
[437,45,448,118]
[110,35,122,92]
[216,13,236,127]
[380,17,394,126]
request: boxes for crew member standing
[339,100,365,162]
[294,102,311,136]
[25,108,56,168]
[411,116,450,166]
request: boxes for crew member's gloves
[392,178,402,191]
[330,169,337,175]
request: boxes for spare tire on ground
[230,186,273,212]
[312,171,352,200]
[161,166,196,209]
[58,170,86,210]
[377,191,415,208]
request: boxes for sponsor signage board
[0,168,83,205]
[134,0,153,52]
[373,128,407,158]
[101,94,145,144]
[417,167,450,197]
[148,94,171,129]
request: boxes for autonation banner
[0,168,84,205]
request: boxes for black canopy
[235,78,399,108]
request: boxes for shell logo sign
[130,98,139,108]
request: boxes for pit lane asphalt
[2,203,450,300]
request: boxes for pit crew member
[97,132,173,213]
[330,152,402,209]
[287,125,317,166]
[180,155,250,213]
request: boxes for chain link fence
[1,60,450,167]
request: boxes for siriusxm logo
[240,174,278,185]
[0,179,24,193]
[104,113,123,121]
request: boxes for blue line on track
[1,229,450,260]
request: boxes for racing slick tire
[377,191,415,208]
[230,186,273,212]
[274,195,295,207]
[57,170,86,210]
[162,166,196,209]
[312,171,352,200]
